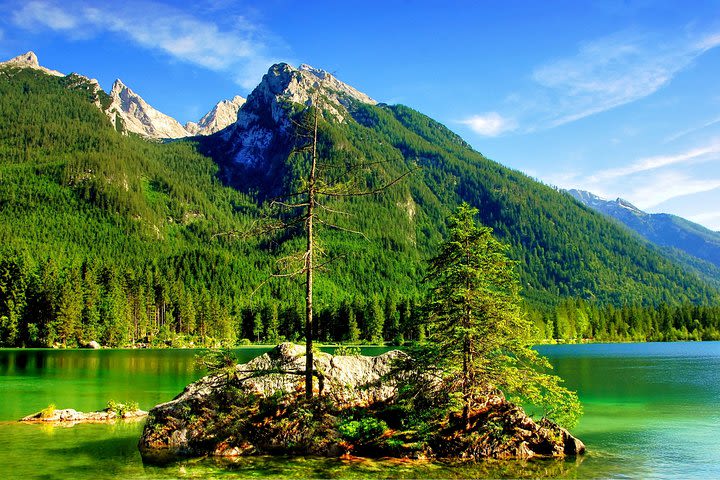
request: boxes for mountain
[0,53,719,347]
[1,51,243,140]
[0,51,64,77]
[185,95,246,136]
[108,79,191,139]
[567,189,720,271]
[110,81,246,139]
[199,62,719,308]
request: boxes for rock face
[139,343,584,462]
[21,407,147,424]
[108,81,246,139]
[0,51,64,77]
[186,96,246,136]
[143,342,402,425]
[213,63,376,170]
[108,79,190,139]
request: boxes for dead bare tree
[253,86,415,400]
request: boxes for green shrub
[338,417,388,444]
[107,399,139,416]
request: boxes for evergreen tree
[264,302,280,343]
[253,310,264,343]
[366,294,385,344]
[343,300,360,343]
[423,203,581,428]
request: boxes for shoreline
[0,338,716,351]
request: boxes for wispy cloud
[11,0,282,88]
[628,172,720,210]
[529,30,720,128]
[459,112,516,137]
[464,28,720,135]
[13,1,78,30]
[587,141,720,183]
[687,211,720,230]
[548,141,720,215]
[664,116,720,143]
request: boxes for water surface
[1,342,718,478]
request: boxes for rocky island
[138,343,584,463]
[21,403,147,425]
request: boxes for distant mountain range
[0,51,245,139]
[567,189,720,278]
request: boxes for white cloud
[687,211,720,230]
[587,141,720,183]
[11,1,281,89]
[628,172,720,210]
[13,1,78,30]
[530,31,717,128]
[546,141,720,216]
[459,112,516,137]
[664,116,720,143]
[481,29,720,133]
[695,32,720,51]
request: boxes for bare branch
[270,199,310,209]
[318,167,418,198]
[315,200,352,216]
[316,218,370,240]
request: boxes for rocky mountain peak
[11,51,39,67]
[111,78,127,94]
[185,95,246,136]
[108,78,189,139]
[616,198,642,213]
[243,63,376,124]
[217,62,378,169]
[0,51,64,77]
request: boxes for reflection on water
[1,342,719,479]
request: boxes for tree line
[1,251,718,347]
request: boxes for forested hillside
[567,189,720,285]
[0,63,718,348]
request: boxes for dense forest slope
[568,189,720,282]
[0,61,718,347]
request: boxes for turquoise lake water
[1,342,718,479]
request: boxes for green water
[0,343,718,479]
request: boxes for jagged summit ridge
[239,63,376,125]
[109,79,190,139]
[221,63,377,168]
[568,188,720,271]
[0,51,64,77]
[567,189,643,215]
[186,95,245,136]
[8,51,39,67]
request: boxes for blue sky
[2,0,720,230]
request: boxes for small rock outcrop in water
[81,340,101,349]
[139,343,584,462]
[21,407,147,424]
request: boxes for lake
[1,342,718,479]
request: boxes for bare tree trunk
[463,237,471,430]
[305,105,319,400]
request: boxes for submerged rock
[138,343,584,462]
